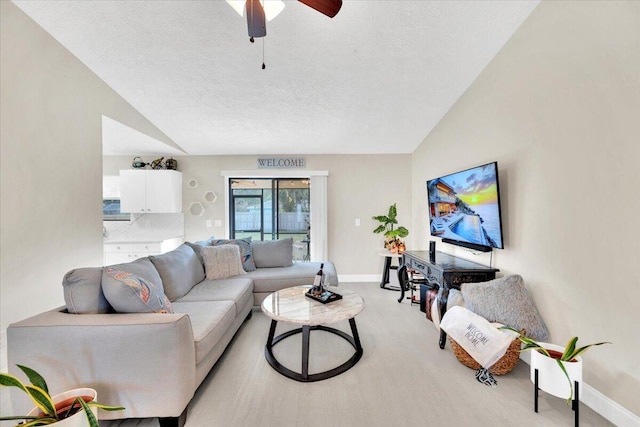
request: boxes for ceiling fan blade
[298,0,342,18]
[246,0,266,38]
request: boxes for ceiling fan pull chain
[262,37,266,69]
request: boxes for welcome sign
[257,157,306,169]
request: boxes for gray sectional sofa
[6,238,338,425]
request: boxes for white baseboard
[581,382,640,427]
[519,353,639,426]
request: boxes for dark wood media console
[399,250,499,349]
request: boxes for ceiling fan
[246,0,342,41]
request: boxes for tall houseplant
[501,327,610,403]
[0,365,124,427]
[372,203,409,252]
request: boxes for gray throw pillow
[208,237,256,272]
[150,244,205,301]
[102,268,173,313]
[63,267,112,314]
[252,238,294,268]
[461,274,548,341]
[201,245,247,280]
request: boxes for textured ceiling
[13,0,539,156]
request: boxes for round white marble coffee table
[261,285,365,382]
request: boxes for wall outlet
[214,219,222,227]
[355,218,361,226]
[206,220,212,228]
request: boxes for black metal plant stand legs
[534,368,580,427]
[265,318,363,382]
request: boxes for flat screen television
[426,161,504,252]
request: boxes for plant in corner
[500,327,610,404]
[372,203,409,253]
[0,364,124,427]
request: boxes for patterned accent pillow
[102,268,173,313]
[202,244,247,280]
[208,237,256,272]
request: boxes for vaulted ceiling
[13,0,539,156]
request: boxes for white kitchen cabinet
[120,170,182,213]
[104,238,183,266]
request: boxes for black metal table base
[265,318,363,382]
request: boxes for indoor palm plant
[501,327,610,403]
[372,203,409,252]
[0,364,124,427]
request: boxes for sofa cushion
[246,261,338,294]
[184,241,208,264]
[109,257,165,293]
[202,245,246,280]
[251,238,294,268]
[150,244,205,301]
[63,267,112,314]
[175,277,253,316]
[102,268,173,313]
[171,300,236,364]
[208,238,256,272]
[461,274,548,341]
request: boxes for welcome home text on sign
[257,157,306,169]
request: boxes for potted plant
[501,327,610,403]
[372,203,409,253]
[0,364,124,427]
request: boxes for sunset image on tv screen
[427,162,503,249]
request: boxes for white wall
[411,1,640,416]
[104,154,412,276]
[0,2,180,336]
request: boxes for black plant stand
[534,368,580,427]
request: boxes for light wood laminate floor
[3,282,615,427]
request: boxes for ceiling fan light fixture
[226,0,286,21]
[246,0,266,38]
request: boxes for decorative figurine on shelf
[165,158,178,170]
[151,157,165,169]
[131,156,148,169]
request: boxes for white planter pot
[530,343,583,400]
[26,388,98,427]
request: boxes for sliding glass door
[229,179,310,251]
[231,194,264,240]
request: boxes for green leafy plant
[500,327,610,403]
[372,203,409,243]
[0,365,124,427]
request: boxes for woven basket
[449,330,522,375]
